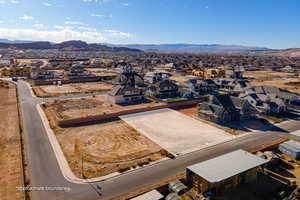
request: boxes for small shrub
[118,166,131,173]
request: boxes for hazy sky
[0,0,299,49]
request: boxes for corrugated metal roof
[187,149,268,183]
[131,190,163,200]
[279,141,300,152]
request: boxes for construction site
[42,96,231,177]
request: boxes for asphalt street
[15,80,300,200]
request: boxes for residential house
[64,66,92,79]
[144,72,169,84]
[146,79,179,98]
[246,86,299,104]
[281,65,294,73]
[239,86,292,114]
[30,69,58,80]
[239,93,286,114]
[185,78,218,94]
[198,94,258,123]
[107,85,144,104]
[213,78,250,93]
[269,91,299,104]
[225,66,245,79]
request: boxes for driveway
[121,108,234,155]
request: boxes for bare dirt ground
[45,95,165,121]
[33,82,114,97]
[170,75,196,83]
[0,81,24,200]
[266,49,300,57]
[250,77,300,94]
[274,153,300,184]
[86,68,117,77]
[52,119,166,178]
[244,70,294,79]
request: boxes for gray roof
[166,193,182,200]
[187,149,268,183]
[131,190,163,200]
[109,85,143,96]
[279,141,300,153]
[213,94,237,111]
[234,66,245,72]
[168,180,187,194]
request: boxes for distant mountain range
[0,39,35,44]
[0,40,142,52]
[0,39,276,53]
[113,44,271,53]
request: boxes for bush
[160,149,175,159]
[118,166,131,173]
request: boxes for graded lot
[44,95,165,121]
[32,82,114,97]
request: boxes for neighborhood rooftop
[187,149,268,183]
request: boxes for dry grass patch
[0,81,24,200]
[250,77,300,94]
[244,70,294,78]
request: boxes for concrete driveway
[121,108,234,156]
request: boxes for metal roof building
[279,140,300,160]
[187,149,268,183]
[131,190,163,200]
[165,193,182,200]
[168,180,188,195]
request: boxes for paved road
[15,80,300,200]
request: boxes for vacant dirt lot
[170,75,196,83]
[0,81,24,200]
[250,77,300,94]
[53,120,166,178]
[44,95,165,121]
[86,68,117,77]
[244,70,295,79]
[33,82,113,97]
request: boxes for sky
[0,0,299,49]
